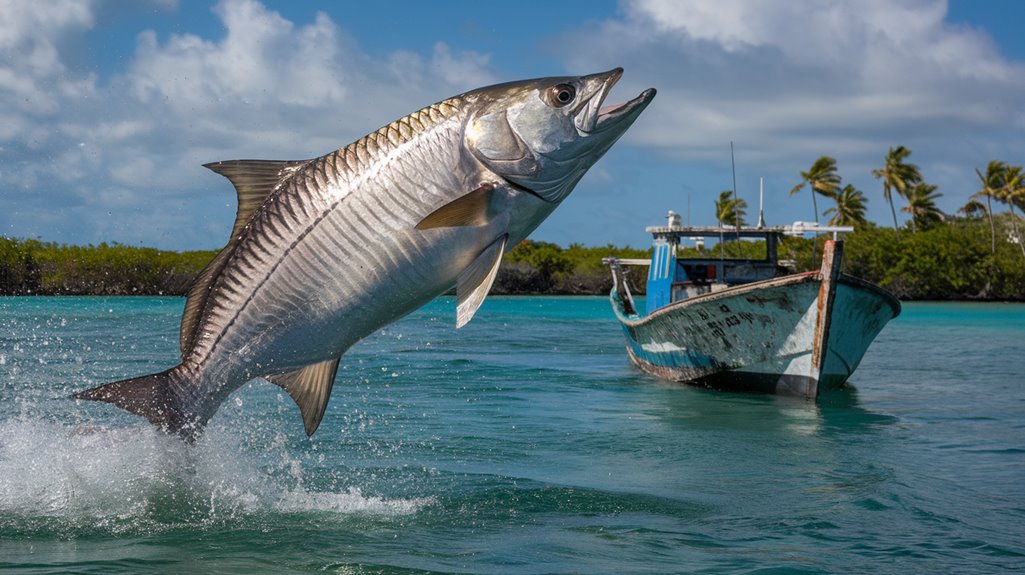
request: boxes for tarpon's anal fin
[265,357,341,437]
[415,183,495,230]
[456,234,508,328]
[180,159,310,357]
[203,159,311,239]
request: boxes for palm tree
[998,164,1025,261]
[823,184,868,227]
[872,145,922,239]
[715,190,747,228]
[973,160,1007,254]
[901,182,944,232]
[714,190,747,262]
[958,199,988,219]
[1007,165,1025,212]
[791,156,840,261]
[790,156,841,225]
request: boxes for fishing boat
[604,211,900,398]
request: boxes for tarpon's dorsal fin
[265,357,342,437]
[203,159,310,239]
[178,159,311,357]
[415,183,495,230]
[456,234,507,328]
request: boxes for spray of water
[0,416,432,536]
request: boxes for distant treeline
[791,215,1025,300]
[3,215,1025,300]
[0,237,648,297]
[505,214,1025,300]
[0,239,216,296]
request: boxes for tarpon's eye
[547,84,576,108]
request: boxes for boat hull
[611,264,900,398]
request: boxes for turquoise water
[1,296,1023,574]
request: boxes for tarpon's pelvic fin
[415,183,495,230]
[265,357,342,437]
[179,159,311,357]
[456,234,507,328]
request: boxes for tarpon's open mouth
[575,68,657,134]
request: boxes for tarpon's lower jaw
[574,68,656,135]
[595,88,656,132]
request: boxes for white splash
[0,418,432,534]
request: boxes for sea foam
[0,417,432,536]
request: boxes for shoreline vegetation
[4,150,1024,301]
[2,213,1024,300]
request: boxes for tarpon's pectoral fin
[456,234,508,328]
[415,183,495,230]
[265,357,341,437]
[204,159,311,239]
[181,159,311,357]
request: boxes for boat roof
[646,223,853,239]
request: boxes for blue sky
[3,0,1024,251]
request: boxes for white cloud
[0,0,96,122]
[3,0,1025,251]
[626,0,1007,80]
[571,0,1025,151]
[532,0,1025,244]
[111,0,498,176]
[0,0,496,249]
[127,1,342,113]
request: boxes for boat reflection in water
[605,211,900,398]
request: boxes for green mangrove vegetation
[3,149,1024,300]
[3,217,1023,300]
[0,239,216,296]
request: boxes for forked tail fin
[73,367,199,440]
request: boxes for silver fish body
[75,69,655,439]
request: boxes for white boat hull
[611,241,900,397]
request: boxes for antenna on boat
[730,142,739,234]
[757,177,765,229]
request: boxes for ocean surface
[0,296,1022,574]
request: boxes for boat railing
[602,221,856,317]
[782,222,854,238]
[602,257,641,317]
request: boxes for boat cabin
[617,211,853,316]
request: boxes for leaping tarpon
[74,69,656,440]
